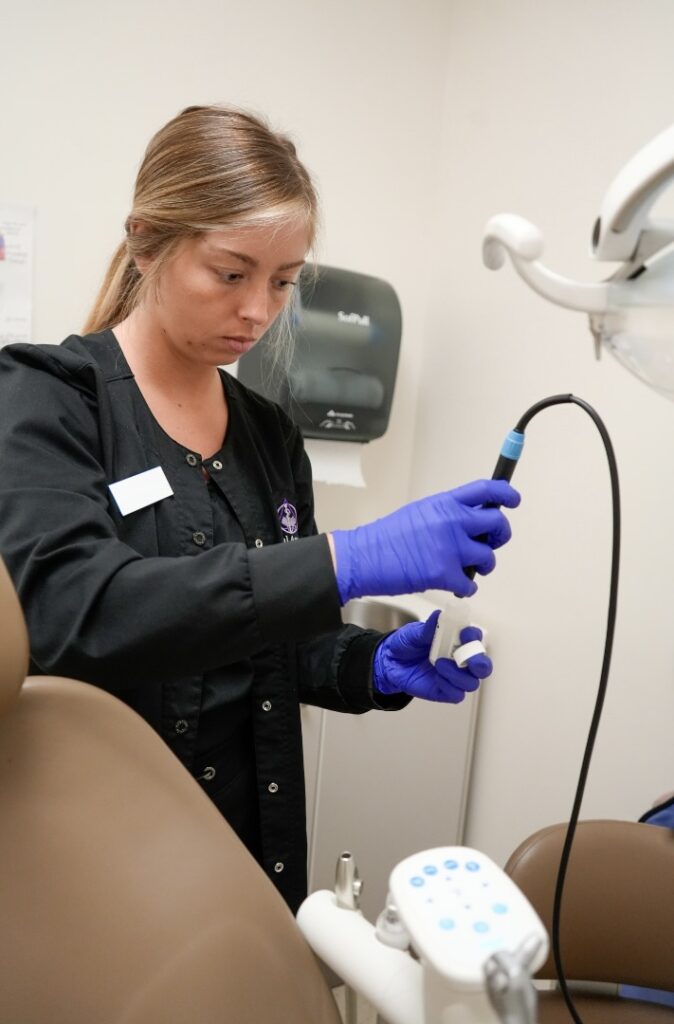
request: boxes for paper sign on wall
[0,205,34,346]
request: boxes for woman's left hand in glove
[372,611,491,704]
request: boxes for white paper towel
[304,439,366,487]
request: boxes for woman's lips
[222,336,256,354]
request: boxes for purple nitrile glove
[373,611,492,704]
[331,479,520,606]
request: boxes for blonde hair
[83,105,319,338]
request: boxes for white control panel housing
[388,846,549,992]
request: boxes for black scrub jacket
[0,331,408,912]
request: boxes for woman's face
[139,218,310,367]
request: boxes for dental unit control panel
[387,848,546,992]
[297,847,548,1024]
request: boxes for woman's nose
[238,282,270,326]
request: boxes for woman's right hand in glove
[330,479,520,604]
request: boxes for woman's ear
[126,219,152,275]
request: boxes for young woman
[0,105,519,911]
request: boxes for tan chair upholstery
[505,820,674,1023]
[0,558,28,715]
[0,558,340,1024]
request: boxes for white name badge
[108,466,174,517]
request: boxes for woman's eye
[274,278,297,291]
[216,270,243,283]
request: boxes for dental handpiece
[464,429,525,583]
[430,429,526,666]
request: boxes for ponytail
[82,240,142,335]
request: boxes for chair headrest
[0,558,29,716]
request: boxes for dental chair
[505,820,674,1023]
[0,557,340,1024]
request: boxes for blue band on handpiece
[500,430,525,461]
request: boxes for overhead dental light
[483,123,674,399]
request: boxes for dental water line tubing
[480,394,620,1024]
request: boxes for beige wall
[3,0,674,879]
[412,0,674,865]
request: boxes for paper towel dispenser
[237,263,402,442]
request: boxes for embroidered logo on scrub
[277,499,298,539]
